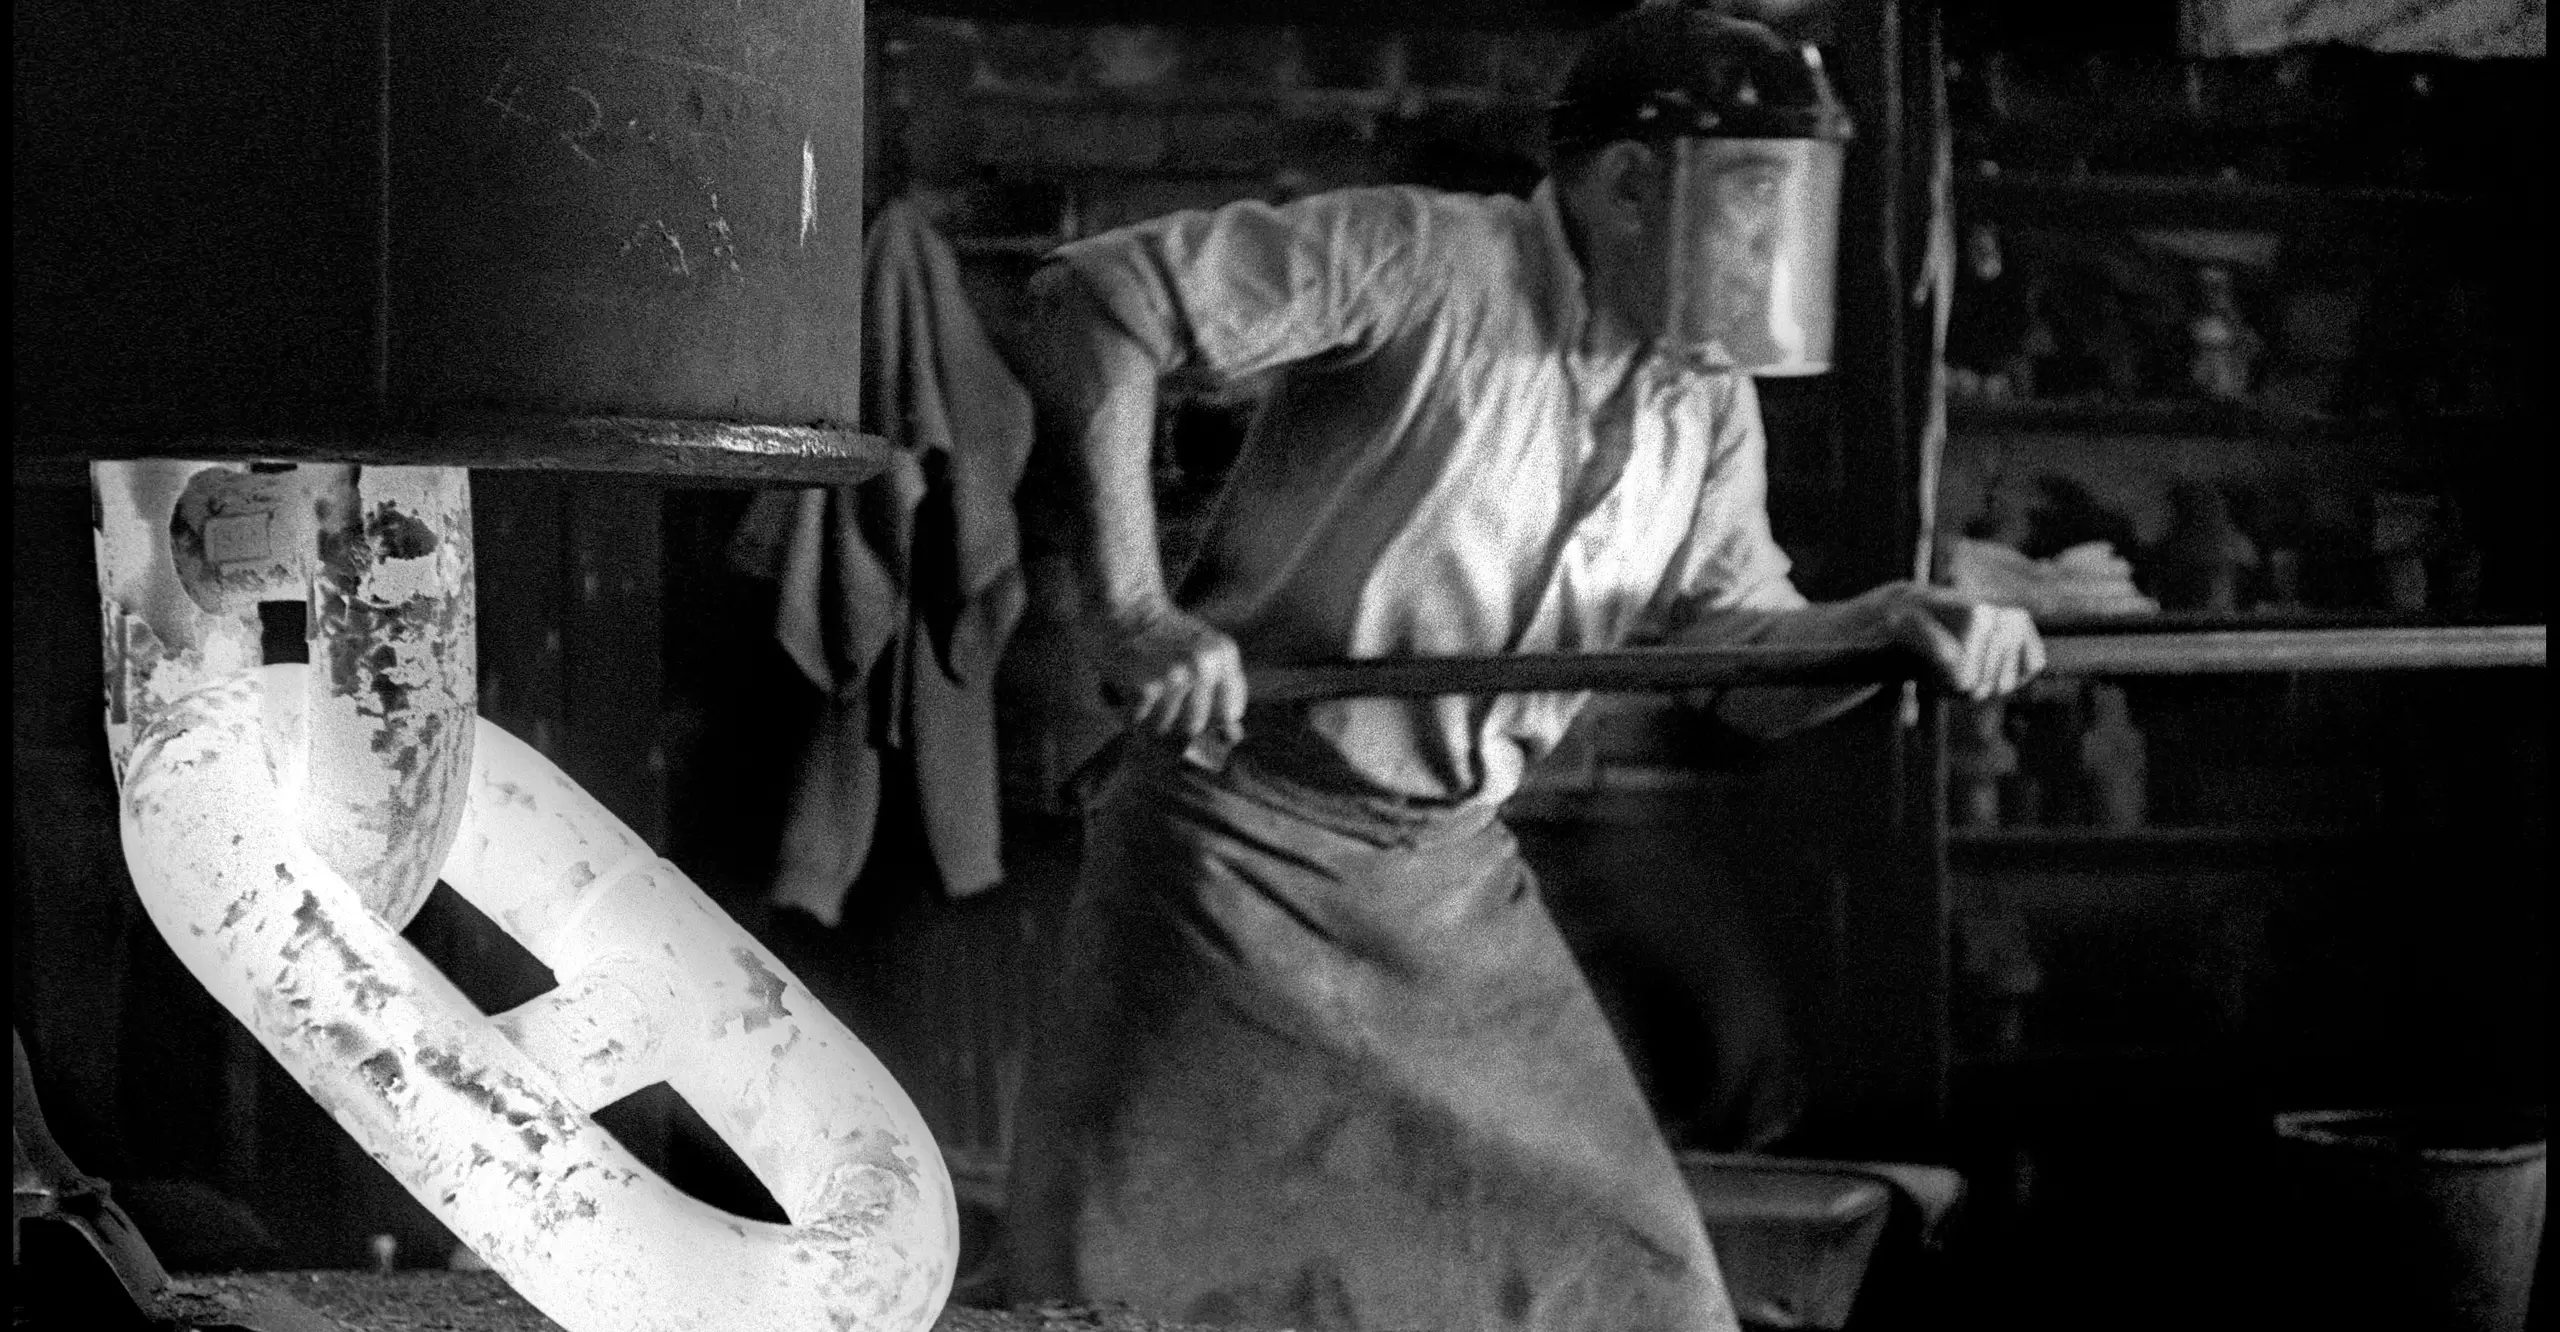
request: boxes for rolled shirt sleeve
[1048,189,1430,381]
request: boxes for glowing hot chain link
[98,461,957,1332]
[445,714,960,1322]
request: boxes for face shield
[1659,135,1846,376]
[1549,11,1856,376]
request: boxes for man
[1003,6,2043,1329]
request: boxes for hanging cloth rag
[749,197,1035,919]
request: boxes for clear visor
[1659,137,1846,376]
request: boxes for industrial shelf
[1955,169,2485,231]
[1948,824,2375,873]
[1945,398,2524,443]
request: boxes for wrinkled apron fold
[1006,746,1737,1332]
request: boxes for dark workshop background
[12,0,2546,1325]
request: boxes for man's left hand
[1857,582,2046,701]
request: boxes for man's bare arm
[1021,264,1246,745]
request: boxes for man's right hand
[1096,606,1248,748]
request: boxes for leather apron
[1004,744,1737,1331]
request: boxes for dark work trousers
[1003,743,1738,1332]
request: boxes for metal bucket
[2273,1107,2547,1332]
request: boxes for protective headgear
[1551,4,1855,375]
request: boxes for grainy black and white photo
[12,1,2546,1329]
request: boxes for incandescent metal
[100,460,957,1332]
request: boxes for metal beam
[15,416,897,489]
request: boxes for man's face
[1668,140,1797,369]
[1613,136,1841,375]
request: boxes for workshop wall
[877,14,1574,240]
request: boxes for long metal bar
[1246,624,2547,702]
[16,415,896,489]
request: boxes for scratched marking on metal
[799,138,817,247]
[621,219,694,278]
[481,61,606,167]
[102,461,957,1331]
[590,39,777,90]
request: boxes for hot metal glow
[98,460,957,1332]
